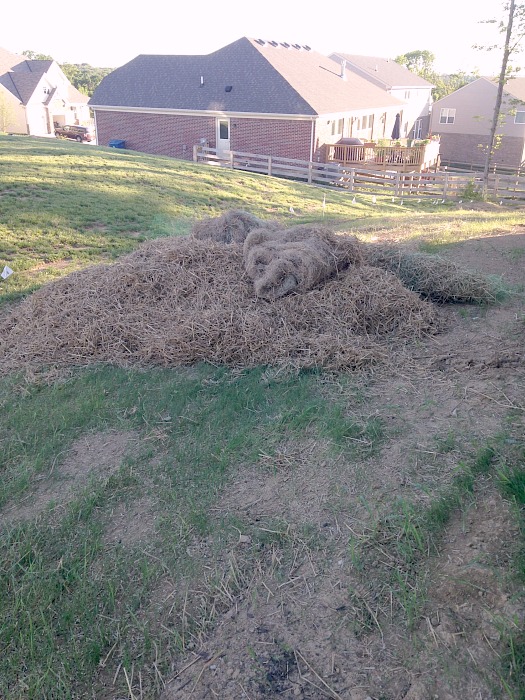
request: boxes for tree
[22,50,53,60]
[478,1,525,191]
[60,63,113,97]
[395,50,436,79]
[395,50,475,100]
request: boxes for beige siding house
[329,53,434,141]
[0,47,91,136]
[430,77,525,169]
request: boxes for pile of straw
[0,233,439,372]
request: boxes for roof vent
[280,42,290,49]
[292,43,301,50]
[255,39,266,45]
[225,85,232,92]
[269,40,278,47]
[303,45,311,51]
[200,75,204,87]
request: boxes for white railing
[193,146,525,200]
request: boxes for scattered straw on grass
[364,244,501,303]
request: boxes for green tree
[22,50,53,60]
[395,50,436,80]
[395,50,475,100]
[60,63,113,97]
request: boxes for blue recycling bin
[109,139,126,149]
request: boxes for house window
[439,108,456,124]
[405,90,411,100]
[362,115,368,129]
[219,120,229,139]
[515,111,525,124]
[338,118,344,134]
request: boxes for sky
[1,0,516,76]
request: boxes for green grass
[1,136,525,699]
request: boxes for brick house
[0,47,91,136]
[430,76,525,169]
[329,53,434,141]
[89,37,404,162]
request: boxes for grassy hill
[0,136,524,700]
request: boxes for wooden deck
[327,141,441,173]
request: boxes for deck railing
[327,140,441,172]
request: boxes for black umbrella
[391,113,401,140]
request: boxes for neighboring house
[329,53,434,140]
[430,77,525,169]
[89,37,405,162]
[0,47,91,136]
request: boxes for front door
[216,118,230,157]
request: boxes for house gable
[0,47,90,136]
[329,53,434,91]
[430,77,525,169]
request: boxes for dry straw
[364,244,500,303]
[0,210,496,374]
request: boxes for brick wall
[95,110,377,165]
[437,132,525,169]
[230,118,313,160]
[95,111,216,160]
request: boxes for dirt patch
[0,429,138,526]
[103,496,158,546]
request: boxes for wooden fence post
[395,172,401,197]
[268,156,272,177]
[193,145,199,162]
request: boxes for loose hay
[190,209,274,245]
[243,225,363,300]
[0,235,439,373]
[364,244,501,303]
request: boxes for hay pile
[364,244,500,303]
[0,229,440,372]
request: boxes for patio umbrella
[391,113,401,140]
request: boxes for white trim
[89,104,318,121]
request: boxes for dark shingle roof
[90,37,403,115]
[330,53,433,90]
[5,72,43,104]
